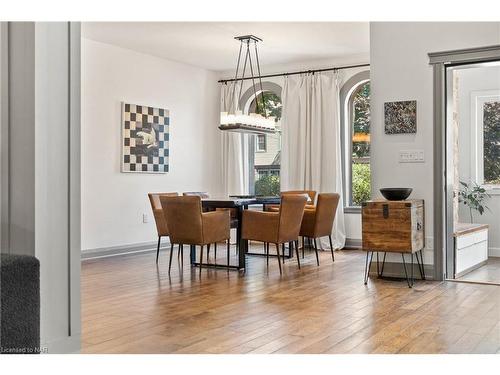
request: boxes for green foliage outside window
[352,163,371,206]
[483,102,500,185]
[352,82,370,159]
[351,82,371,206]
[253,92,282,121]
[255,174,280,196]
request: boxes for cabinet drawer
[456,229,488,249]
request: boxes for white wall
[81,38,222,251]
[370,22,500,265]
[456,65,500,256]
[219,56,369,242]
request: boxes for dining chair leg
[328,235,335,262]
[275,243,282,274]
[156,236,161,264]
[266,242,269,267]
[301,237,305,259]
[207,244,211,264]
[313,238,320,266]
[180,244,184,269]
[227,239,230,269]
[168,242,174,274]
[199,245,204,276]
[294,241,301,269]
[214,242,217,262]
[282,243,286,264]
[177,243,181,259]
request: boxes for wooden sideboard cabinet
[361,199,425,287]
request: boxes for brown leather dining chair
[242,195,307,274]
[160,195,231,275]
[266,190,317,212]
[300,193,340,265]
[183,191,238,255]
[148,192,179,263]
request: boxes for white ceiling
[82,22,369,71]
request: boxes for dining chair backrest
[183,192,210,198]
[277,194,307,243]
[148,192,178,236]
[314,193,340,237]
[160,195,203,244]
[281,190,317,204]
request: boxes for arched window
[240,82,282,196]
[341,71,371,209]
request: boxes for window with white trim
[341,73,371,208]
[256,134,267,152]
[471,90,500,186]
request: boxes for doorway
[430,45,500,283]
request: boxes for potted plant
[458,181,490,223]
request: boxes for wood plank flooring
[81,244,500,354]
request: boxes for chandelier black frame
[219,35,277,135]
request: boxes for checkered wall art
[121,103,170,173]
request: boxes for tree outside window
[483,101,500,185]
[350,81,371,206]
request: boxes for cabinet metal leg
[401,253,413,288]
[416,250,426,280]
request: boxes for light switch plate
[143,213,149,223]
[399,150,424,163]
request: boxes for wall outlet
[142,213,149,223]
[399,150,424,163]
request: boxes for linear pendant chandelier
[219,35,276,135]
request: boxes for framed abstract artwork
[384,100,417,134]
[121,102,170,173]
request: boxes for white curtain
[281,71,346,249]
[220,83,250,196]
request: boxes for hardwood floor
[81,244,500,354]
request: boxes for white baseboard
[81,239,171,260]
[489,247,500,257]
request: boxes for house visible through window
[342,77,371,208]
[248,91,282,196]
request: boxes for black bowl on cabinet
[380,188,413,201]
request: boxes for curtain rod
[218,63,370,84]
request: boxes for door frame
[429,44,500,280]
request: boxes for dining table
[189,196,282,270]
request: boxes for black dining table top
[201,196,281,208]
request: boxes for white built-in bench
[454,223,489,278]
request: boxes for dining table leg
[237,205,247,270]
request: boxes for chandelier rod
[246,40,261,116]
[219,63,370,84]
[228,41,244,112]
[254,42,266,119]
[237,43,250,106]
